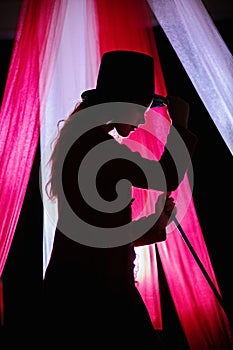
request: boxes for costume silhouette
[43,51,197,348]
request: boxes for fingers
[164,196,177,222]
[164,197,175,214]
[155,193,177,221]
[155,194,177,231]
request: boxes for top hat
[81,50,165,107]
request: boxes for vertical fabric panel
[148,0,233,155]
[95,0,169,329]
[148,0,233,348]
[41,0,100,274]
[0,0,67,277]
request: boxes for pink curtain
[1,0,232,348]
[95,2,233,347]
[96,0,169,329]
[0,0,68,323]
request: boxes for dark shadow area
[1,141,43,341]
[0,40,14,104]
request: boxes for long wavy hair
[45,91,150,201]
[45,95,102,201]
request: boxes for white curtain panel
[147,0,233,155]
[41,0,100,275]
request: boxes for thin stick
[172,216,226,312]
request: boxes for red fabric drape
[96,0,169,329]
[96,0,167,96]
[95,0,233,347]
[0,0,67,276]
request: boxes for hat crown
[95,51,155,102]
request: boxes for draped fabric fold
[1,1,232,348]
[95,0,166,330]
[0,0,68,277]
[147,0,233,156]
[147,0,233,348]
[41,0,100,274]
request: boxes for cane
[171,215,226,312]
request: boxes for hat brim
[81,89,167,108]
